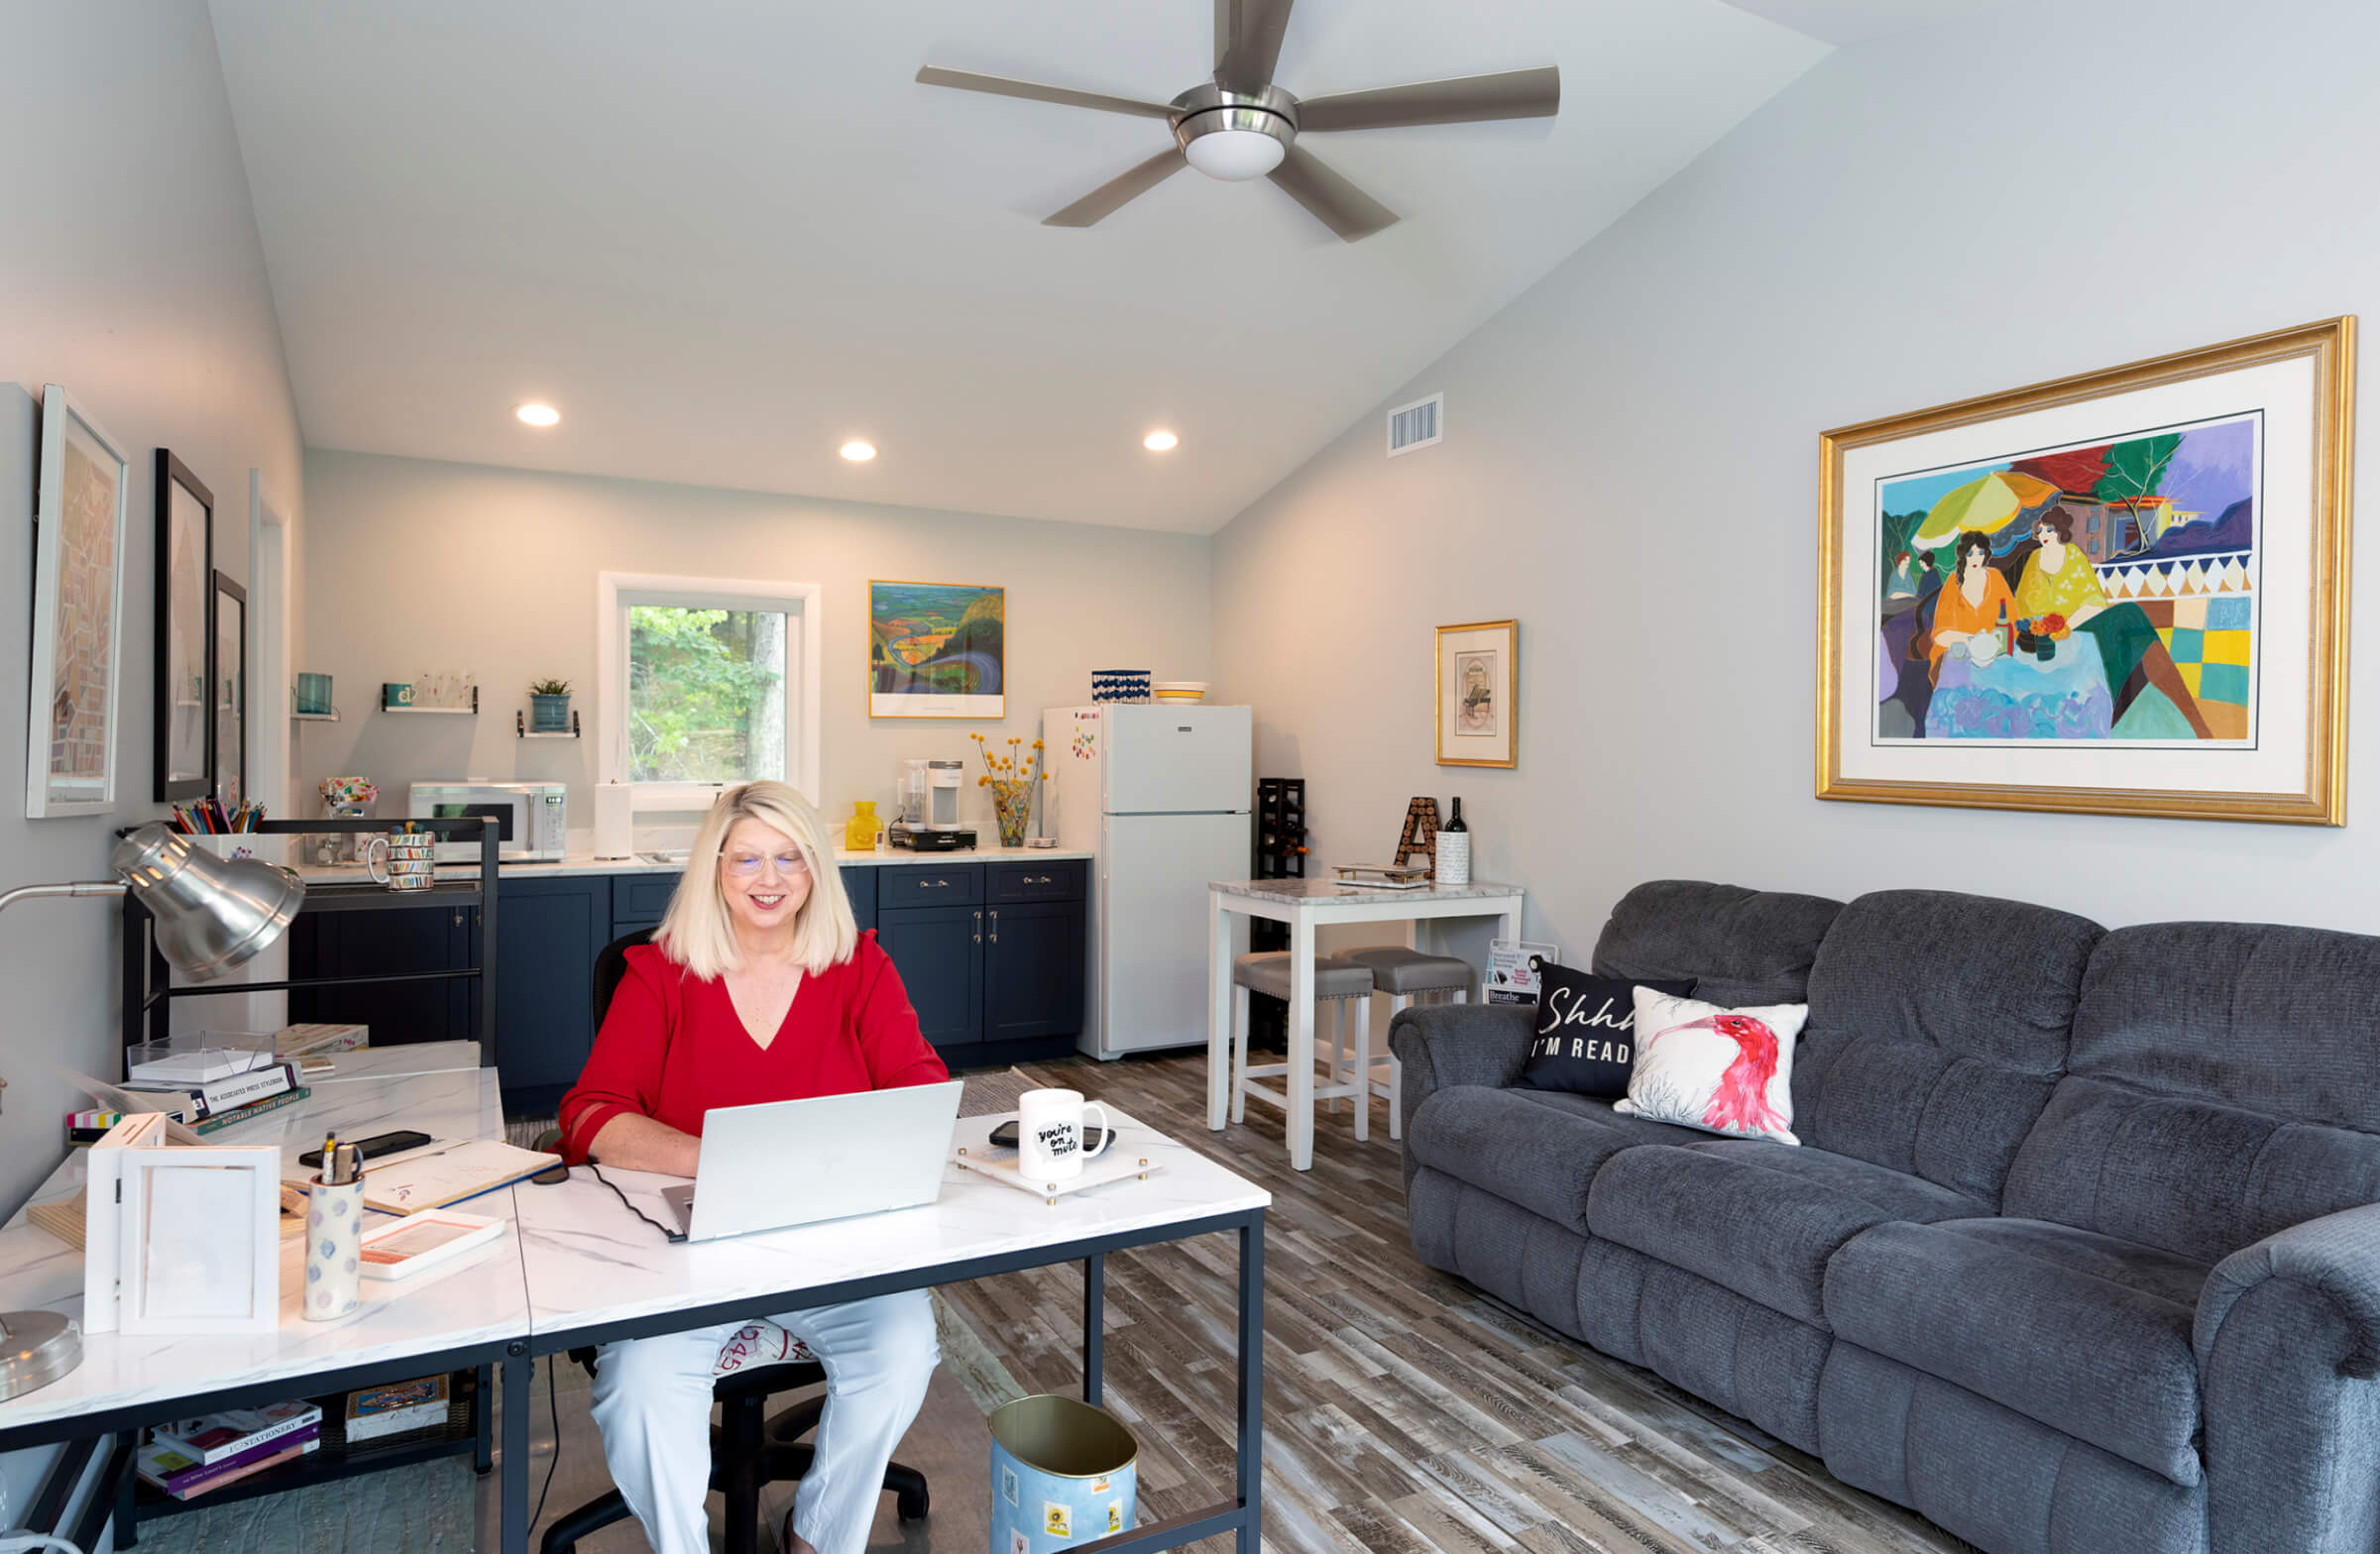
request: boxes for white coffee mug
[1016,1088,1113,1182]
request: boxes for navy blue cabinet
[876,903,985,1047]
[497,876,613,1094]
[843,866,877,933]
[983,900,1086,1042]
[288,902,477,1046]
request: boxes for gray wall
[0,3,303,1219]
[1212,0,2380,957]
[297,449,1211,840]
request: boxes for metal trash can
[988,1393,1138,1553]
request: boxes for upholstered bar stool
[1229,950,1379,1143]
[1338,946,1474,1141]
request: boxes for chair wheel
[897,1487,930,1520]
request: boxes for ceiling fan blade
[1266,145,1398,242]
[1296,65,1560,132]
[915,66,1175,120]
[1044,148,1189,227]
[1213,0,1296,96]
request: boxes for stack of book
[136,1401,322,1500]
[110,1054,309,1137]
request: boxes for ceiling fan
[916,0,1560,242]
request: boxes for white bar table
[0,1059,528,1538]
[510,1107,1270,1554]
[1206,877,1524,1169]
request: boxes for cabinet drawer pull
[972,910,981,944]
[932,878,950,888]
[988,909,998,944]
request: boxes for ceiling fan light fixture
[1176,108,1292,180]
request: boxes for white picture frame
[116,1144,282,1335]
[27,385,131,818]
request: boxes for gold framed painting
[1818,317,2353,825]
[1436,619,1517,768]
[868,580,1004,719]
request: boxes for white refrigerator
[1050,704,1252,1058]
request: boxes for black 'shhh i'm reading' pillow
[1516,964,1694,1099]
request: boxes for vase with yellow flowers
[969,731,1048,848]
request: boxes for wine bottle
[1445,797,1466,832]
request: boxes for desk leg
[1207,895,1241,1130]
[1288,916,1315,1170]
[1083,1251,1105,1406]
[502,1349,531,1554]
[115,1430,139,1547]
[1236,1214,1266,1553]
[475,1361,495,1473]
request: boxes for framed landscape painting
[868,580,1004,718]
[1818,318,2354,825]
[26,385,130,819]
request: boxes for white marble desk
[1206,876,1525,1169]
[508,1106,1269,1554]
[0,1060,526,1516]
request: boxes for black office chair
[536,929,931,1554]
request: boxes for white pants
[587,1289,940,1554]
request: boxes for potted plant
[528,678,572,733]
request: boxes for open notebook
[288,1139,560,1215]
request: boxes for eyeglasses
[726,851,811,878]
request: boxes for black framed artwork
[154,451,212,801]
[209,570,246,810]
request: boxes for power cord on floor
[587,1164,686,1243]
[0,1534,86,1554]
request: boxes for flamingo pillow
[1613,989,1808,1145]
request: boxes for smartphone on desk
[298,1130,431,1169]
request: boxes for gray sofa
[1391,879,2380,1554]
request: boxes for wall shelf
[382,685,479,714]
[516,709,581,739]
[291,709,341,723]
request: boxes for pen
[321,1132,338,1178]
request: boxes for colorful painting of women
[1872,412,2258,745]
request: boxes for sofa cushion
[2001,921,2380,1266]
[1587,1140,1986,1327]
[1614,990,1808,1144]
[1825,1218,2209,1487]
[1794,889,2100,1203]
[1517,967,1693,1098]
[1591,880,1844,1007]
[1406,1086,1701,1236]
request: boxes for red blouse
[556,933,950,1165]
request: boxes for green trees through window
[626,606,786,783]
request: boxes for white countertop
[1210,876,1522,906]
[292,844,1095,884]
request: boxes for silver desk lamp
[0,824,305,1400]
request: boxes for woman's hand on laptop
[585,1113,702,1178]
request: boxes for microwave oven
[407,782,567,862]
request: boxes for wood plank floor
[935,1052,1978,1554]
[157,1051,1976,1552]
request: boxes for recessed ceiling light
[1143,430,1179,452]
[515,403,561,427]
[840,440,877,462]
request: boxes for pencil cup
[304,1178,366,1321]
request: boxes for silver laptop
[660,1080,964,1242]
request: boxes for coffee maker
[888,757,975,850]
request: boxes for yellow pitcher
[844,800,879,851]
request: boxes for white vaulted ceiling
[206,0,1855,532]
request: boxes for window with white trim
[597,573,822,808]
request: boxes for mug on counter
[366,833,440,892]
[1017,1087,1114,1182]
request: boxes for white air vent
[1387,392,1443,457]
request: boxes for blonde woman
[558,782,947,1554]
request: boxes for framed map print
[1818,318,2353,825]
